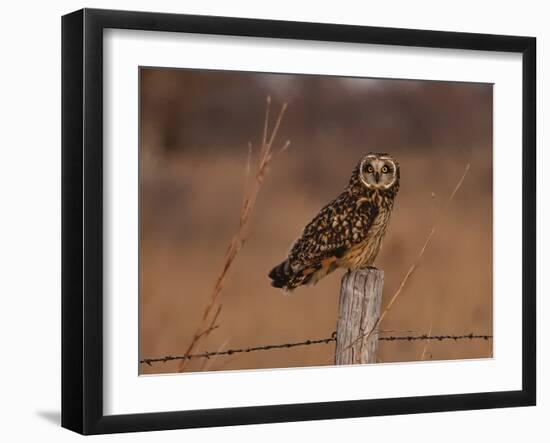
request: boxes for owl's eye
[366,165,374,173]
[381,166,389,173]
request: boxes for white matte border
[104,29,522,415]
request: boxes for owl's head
[358,153,400,191]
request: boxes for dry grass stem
[200,339,231,371]
[178,97,289,372]
[420,320,434,360]
[334,163,471,359]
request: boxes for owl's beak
[374,172,380,183]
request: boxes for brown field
[139,68,493,374]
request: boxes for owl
[269,152,400,292]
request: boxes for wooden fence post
[335,268,384,365]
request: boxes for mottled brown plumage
[269,153,400,291]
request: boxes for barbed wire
[140,332,492,366]
[378,333,492,342]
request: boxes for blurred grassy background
[139,68,493,374]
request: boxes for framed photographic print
[61,8,536,435]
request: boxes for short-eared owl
[269,152,400,291]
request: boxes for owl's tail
[268,260,294,290]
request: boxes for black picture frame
[61,8,536,435]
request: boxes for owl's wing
[287,194,378,271]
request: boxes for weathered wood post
[335,269,384,365]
